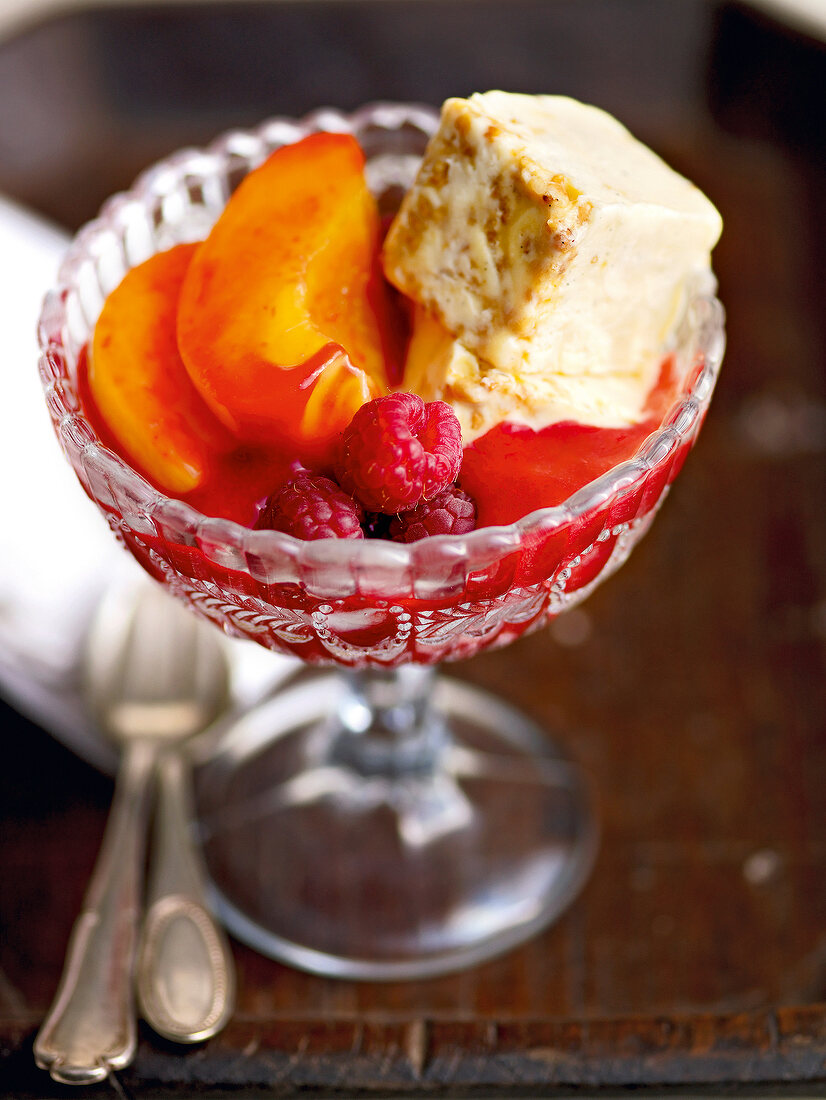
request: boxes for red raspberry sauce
[459,358,678,527]
[78,349,678,530]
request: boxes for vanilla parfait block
[383,92,723,441]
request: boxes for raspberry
[388,486,477,543]
[255,472,364,540]
[337,392,462,513]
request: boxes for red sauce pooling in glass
[461,357,678,528]
[79,348,679,531]
[78,346,288,526]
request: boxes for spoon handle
[137,751,235,1043]
[34,739,156,1086]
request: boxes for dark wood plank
[6,1009,826,1096]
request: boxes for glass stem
[330,667,446,778]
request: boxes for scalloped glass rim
[37,101,726,579]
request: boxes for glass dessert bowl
[38,103,725,979]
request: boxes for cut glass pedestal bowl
[38,103,724,979]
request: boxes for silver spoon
[34,580,233,1085]
[136,726,236,1043]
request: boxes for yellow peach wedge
[177,132,397,464]
[89,243,234,495]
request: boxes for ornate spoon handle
[137,751,235,1043]
[34,740,157,1085]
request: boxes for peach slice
[177,132,396,462]
[90,243,234,495]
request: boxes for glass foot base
[195,672,597,980]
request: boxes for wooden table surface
[2,1,826,1095]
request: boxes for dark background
[0,0,788,228]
